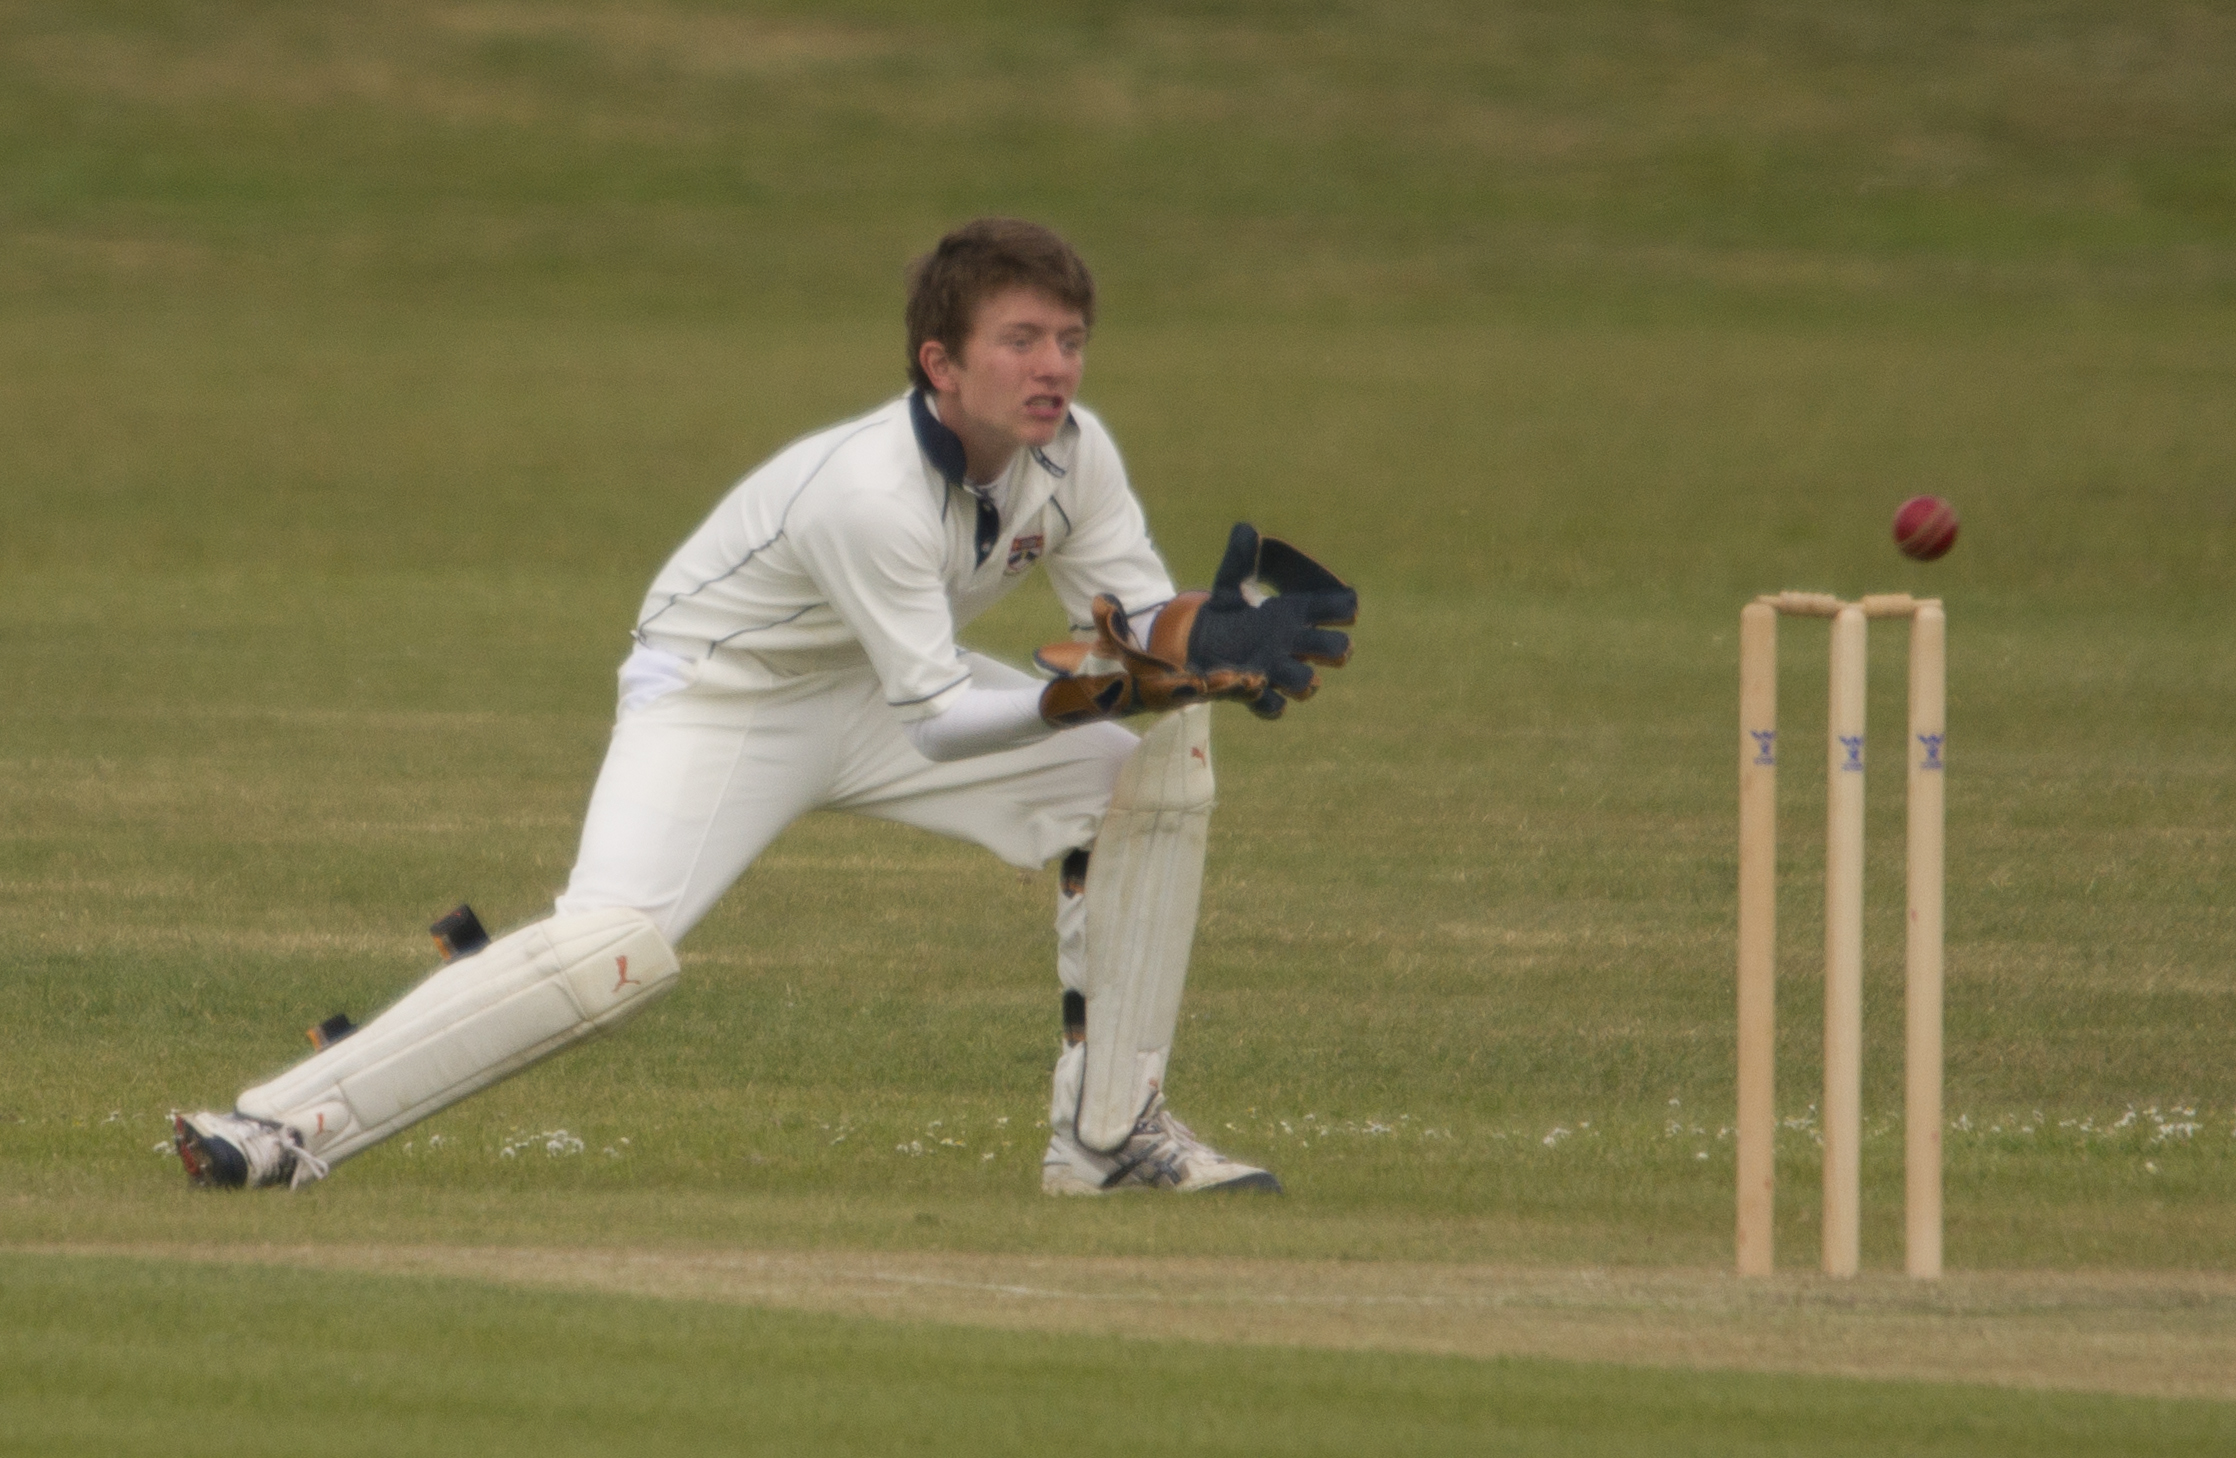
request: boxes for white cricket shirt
[633,392,1176,720]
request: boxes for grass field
[3,2,2232,1451]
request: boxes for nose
[1032,338,1079,381]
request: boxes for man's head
[906,219,1095,394]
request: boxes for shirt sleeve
[1042,411,1179,633]
[784,471,973,722]
[903,683,1055,762]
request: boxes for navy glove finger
[1267,655,1320,699]
[1248,683,1288,720]
[1291,628,1352,666]
[1255,536,1350,597]
[1298,587,1359,627]
[1208,522,1261,608]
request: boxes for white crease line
[857,1272,1606,1310]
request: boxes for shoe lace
[284,1133,331,1189]
[1098,1096,1211,1189]
[1141,1101,1211,1157]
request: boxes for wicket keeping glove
[1035,522,1357,725]
[1178,522,1357,718]
[1035,593,1266,726]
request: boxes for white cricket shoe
[1042,1092,1284,1195]
[172,1110,330,1190]
[1040,1041,1281,1195]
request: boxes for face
[920,286,1088,457]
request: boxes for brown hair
[905,218,1096,391]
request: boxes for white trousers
[555,648,1138,987]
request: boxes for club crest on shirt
[1005,533,1045,575]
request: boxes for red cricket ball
[1893,495,1960,561]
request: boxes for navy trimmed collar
[908,388,971,487]
[913,389,1003,566]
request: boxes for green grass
[4,1253,2230,1457]
[2,0,2233,1445]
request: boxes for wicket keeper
[174,218,1357,1195]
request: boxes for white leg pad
[1076,704,1213,1153]
[236,908,679,1166]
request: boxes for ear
[919,338,960,394]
